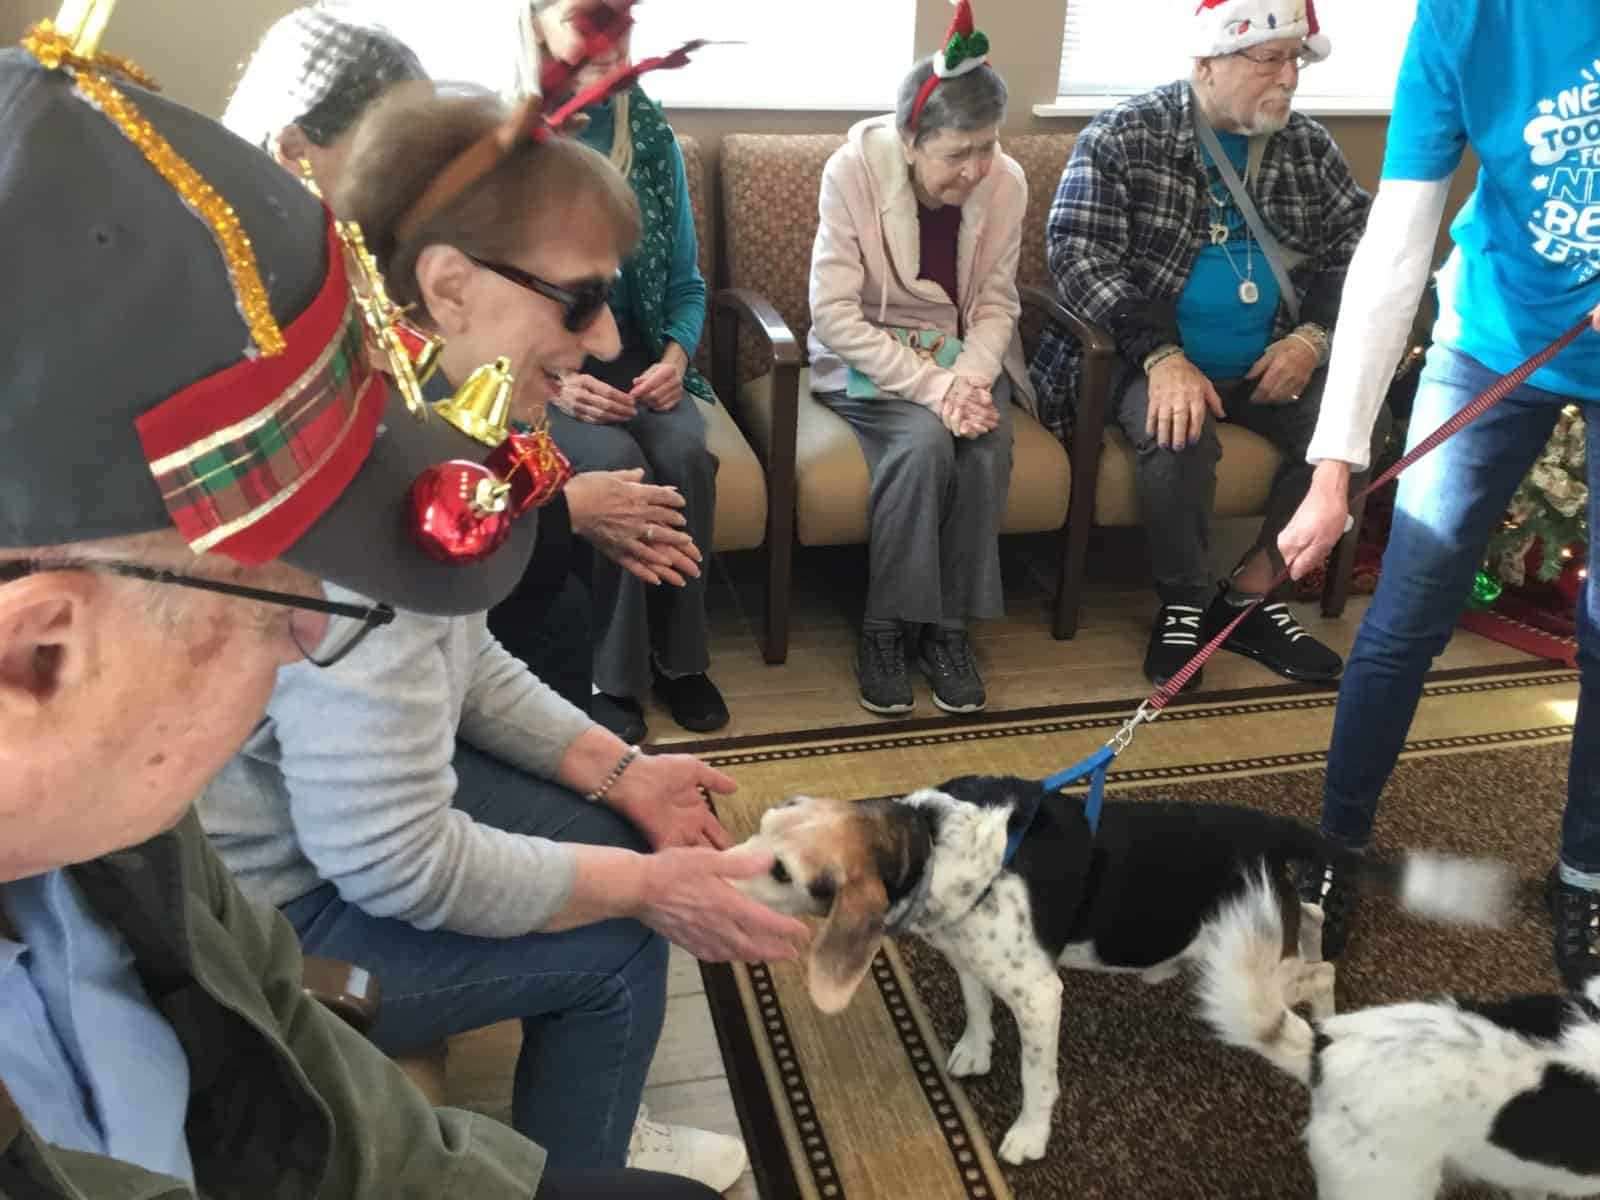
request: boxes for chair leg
[761,367,800,666]
[1320,490,1368,618]
[1053,353,1113,640]
[1052,502,1092,640]
[763,519,793,665]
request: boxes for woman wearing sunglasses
[525,0,728,741]
[220,6,699,710]
[201,30,802,1193]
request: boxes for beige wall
[4,0,1474,251]
[1,0,302,114]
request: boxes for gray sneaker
[918,628,987,714]
[856,629,913,715]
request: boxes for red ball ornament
[409,460,513,564]
[485,429,575,516]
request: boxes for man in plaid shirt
[1032,0,1378,690]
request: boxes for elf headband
[909,0,992,136]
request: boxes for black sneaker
[593,692,647,743]
[1206,589,1343,683]
[918,628,987,714]
[652,669,730,733]
[1296,854,1360,961]
[1547,867,1600,991]
[1143,603,1206,691]
[856,629,913,715]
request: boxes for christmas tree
[1483,405,1588,593]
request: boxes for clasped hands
[940,374,1001,439]
[555,353,686,425]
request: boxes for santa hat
[909,0,992,132]
[1188,0,1331,64]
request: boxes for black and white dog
[735,774,1507,1166]
[1200,879,1600,1199]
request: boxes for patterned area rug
[700,663,1584,1200]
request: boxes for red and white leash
[1111,313,1595,749]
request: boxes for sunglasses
[467,254,615,332]
[0,559,395,668]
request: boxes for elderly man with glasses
[1034,0,1382,693]
[0,8,798,1198]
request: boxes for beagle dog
[736,774,1508,1166]
[1200,881,1600,1200]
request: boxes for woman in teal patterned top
[528,0,726,739]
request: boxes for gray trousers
[1112,364,1384,607]
[548,399,717,698]
[819,378,1014,626]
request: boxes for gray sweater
[198,587,595,937]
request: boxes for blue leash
[1002,703,1156,865]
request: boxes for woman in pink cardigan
[808,11,1034,718]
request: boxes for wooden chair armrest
[302,955,381,1035]
[711,287,801,459]
[713,288,802,369]
[1019,284,1116,359]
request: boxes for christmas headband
[395,0,707,244]
[909,0,992,135]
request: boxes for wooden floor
[448,529,1536,1198]
[642,528,1531,747]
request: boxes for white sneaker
[626,1105,749,1193]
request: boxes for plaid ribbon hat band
[135,219,385,563]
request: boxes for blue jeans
[283,744,669,1168]
[1321,345,1600,883]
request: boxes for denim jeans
[1321,345,1600,883]
[282,744,669,1168]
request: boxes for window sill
[1033,95,1395,118]
[657,96,895,113]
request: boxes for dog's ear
[806,873,888,1015]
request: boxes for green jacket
[0,813,544,1199]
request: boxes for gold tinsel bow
[20,15,287,358]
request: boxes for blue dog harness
[1002,703,1157,868]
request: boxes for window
[321,0,526,97]
[1047,0,1417,115]
[322,0,916,111]
[620,0,915,110]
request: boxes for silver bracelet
[1142,344,1185,376]
[1287,323,1331,366]
[585,745,640,803]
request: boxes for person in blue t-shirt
[1036,0,1376,695]
[1278,0,1600,988]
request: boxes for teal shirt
[1176,130,1280,380]
[576,99,707,360]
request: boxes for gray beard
[1243,108,1292,136]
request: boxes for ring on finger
[642,523,655,544]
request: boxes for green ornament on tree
[1468,569,1503,610]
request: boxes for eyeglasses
[0,559,396,668]
[466,255,615,332]
[1233,47,1314,74]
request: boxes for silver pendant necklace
[1207,185,1231,245]
[1207,186,1258,304]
